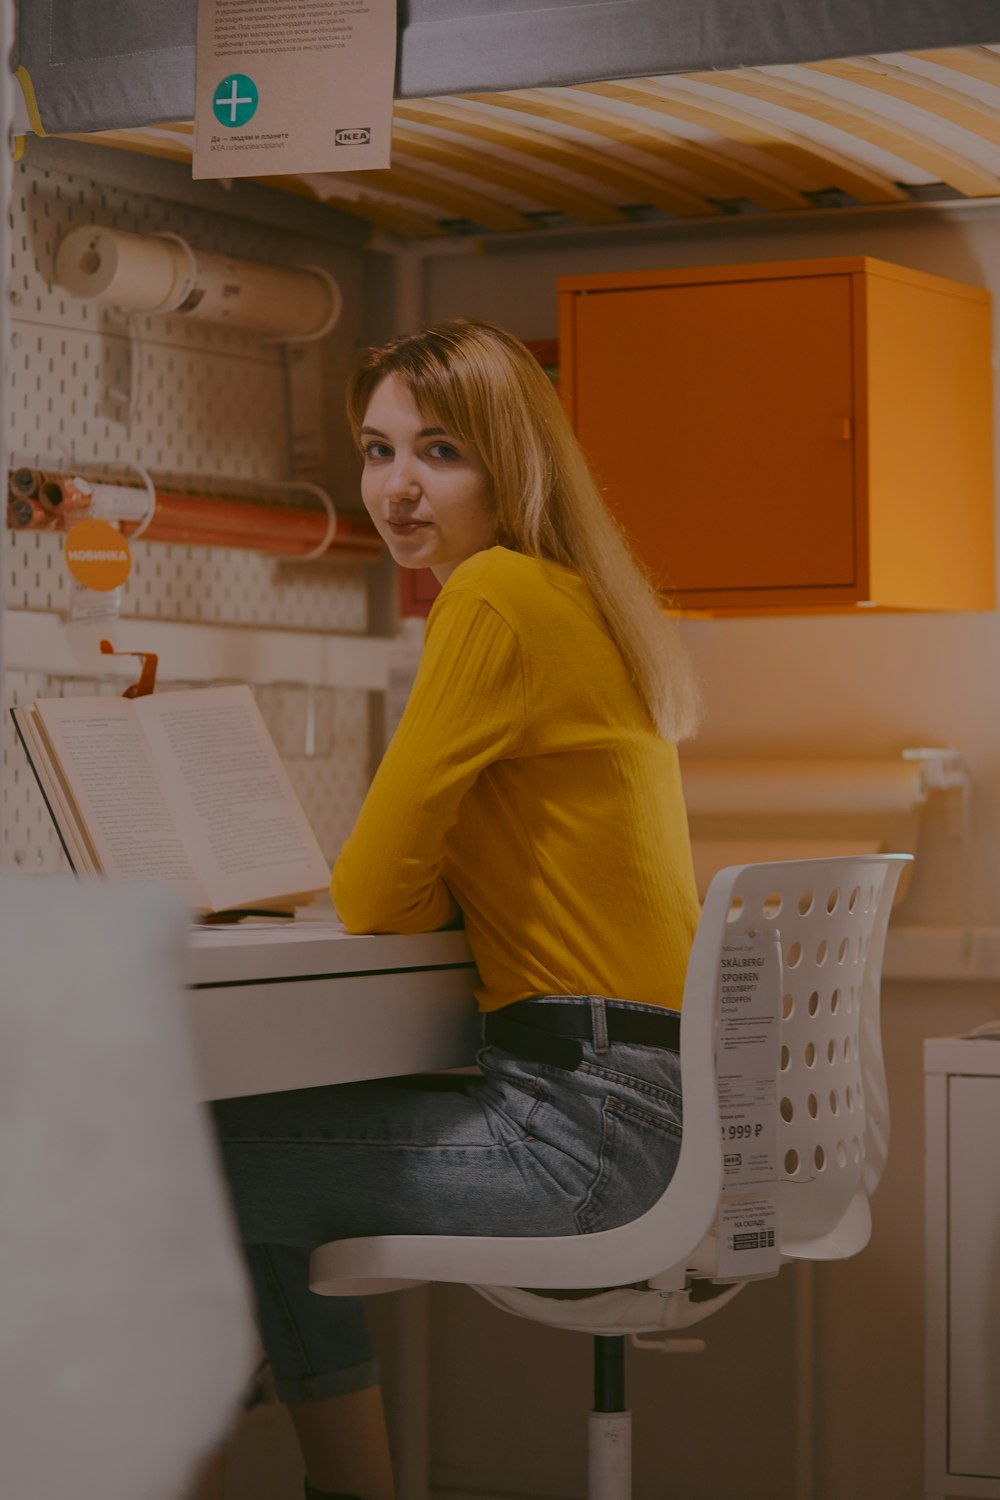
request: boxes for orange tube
[135,492,331,542]
[125,516,381,559]
[10,467,43,497]
[37,476,92,516]
[7,496,51,529]
[6,469,383,561]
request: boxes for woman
[203,319,701,1500]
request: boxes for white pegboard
[3,153,376,875]
[6,528,366,631]
[6,154,369,632]
[8,322,287,475]
[263,683,371,863]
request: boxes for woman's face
[359,374,496,584]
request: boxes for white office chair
[0,873,256,1500]
[310,854,910,1498]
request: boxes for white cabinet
[925,1037,1000,1498]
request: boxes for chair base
[589,1410,631,1499]
[590,1336,631,1499]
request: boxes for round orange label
[64,519,131,591]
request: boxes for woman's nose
[384,456,420,501]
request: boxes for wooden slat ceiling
[62,45,1000,240]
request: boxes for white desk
[184,920,480,1500]
[185,921,481,1100]
[925,1035,1000,1499]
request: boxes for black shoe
[303,1483,362,1500]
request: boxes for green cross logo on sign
[213,74,258,128]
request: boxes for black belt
[483,998,680,1072]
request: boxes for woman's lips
[388,518,430,536]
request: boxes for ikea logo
[336,128,371,145]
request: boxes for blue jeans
[212,995,682,1404]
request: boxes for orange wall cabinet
[558,257,995,613]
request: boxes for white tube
[54,225,190,313]
[54,225,340,340]
[588,1411,632,1500]
[680,759,930,818]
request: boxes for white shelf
[3,607,392,691]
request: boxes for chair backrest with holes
[716,855,909,1260]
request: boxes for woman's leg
[210,1017,682,1494]
[179,1391,392,1500]
[211,1061,587,1492]
[288,1385,394,1499]
[235,1243,388,1495]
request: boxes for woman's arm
[331,589,524,933]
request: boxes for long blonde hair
[347,319,700,743]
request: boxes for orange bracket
[99,639,159,697]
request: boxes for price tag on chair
[717,1195,780,1280]
[715,928,783,1280]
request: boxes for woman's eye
[362,441,391,461]
[427,441,459,461]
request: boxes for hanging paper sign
[68,581,123,627]
[64,519,131,592]
[193,0,396,180]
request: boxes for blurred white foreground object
[0,874,256,1500]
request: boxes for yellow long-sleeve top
[332,546,699,1013]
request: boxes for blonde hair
[347,319,700,743]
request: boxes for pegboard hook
[99,639,158,698]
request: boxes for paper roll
[54,226,340,339]
[54,226,190,313]
[680,759,929,818]
[679,758,931,903]
[170,250,338,339]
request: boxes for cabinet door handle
[836,417,853,441]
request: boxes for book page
[135,686,331,912]
[11,706,96,874]
[29,697,207,903]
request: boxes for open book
[12,685,332,917]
